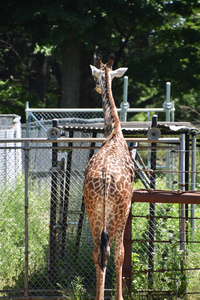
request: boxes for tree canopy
[0,0,200,123]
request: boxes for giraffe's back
[84,136,134,239]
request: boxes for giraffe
[83,54,134,300]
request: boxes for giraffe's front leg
[93,247,106,300]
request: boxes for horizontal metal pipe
[132,215,200,220]
[26,107,175,113]
[132,239,200,244]
[133,267,200,274]
[132,189,200,204]
[0,137,180,144]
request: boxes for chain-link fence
[1,108,200,299]
[1,138,200,299]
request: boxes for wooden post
[123,208,132,290]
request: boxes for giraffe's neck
[101,67,121,137]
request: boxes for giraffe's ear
[110,68,128,79]
[90,65,101,78]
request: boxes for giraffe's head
[90,54,128,94]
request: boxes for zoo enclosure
[1,123,200,298]
[1,86,200,298]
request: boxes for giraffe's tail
[98,230,110,271]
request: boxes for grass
[0,165,200,299]
[0,174,51,290]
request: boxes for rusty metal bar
[133,267,200,274]
[132,189,200,204]
[132,239,200,244]
[123,209,132,289]
[134,168,200,174]
[132,214,200,220]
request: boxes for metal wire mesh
[1,111,200,299]
[1,142,200,299]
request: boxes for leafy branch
[0,39,28,70]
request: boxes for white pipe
[26,101,30,138]
[165,82,171,188]
[166,82,171,122]
[120,76,129,122]
[166,82,171,102]
[26,107,171,113]
[123,76,128,103]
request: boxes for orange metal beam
[132,189,200,204]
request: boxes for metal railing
[25,80,175,135]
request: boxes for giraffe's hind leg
[93,243,108,300]
[114,233,125,300]
[91,224,110,300]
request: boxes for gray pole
[26,101,30,138]
[165,82,171,122]
[179,134,186,255]
[191,133,196,239]
[166,83,171,189]
[120,76,129,122]
[49,119,59,283]
[24,143,29,297]
[148,115,157,290]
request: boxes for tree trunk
[30,52,49,105]
[61,34,94,108]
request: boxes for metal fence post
[75,132,97,257]
[120,76,129,122]
[165,83,171,190]
[179,134,186,254]
[49,119,59,283]
[179,133,187,295]
[165,82,171,122]
[26,101,30,138]
[191,132,196,239]
[148,115,157,291]
[58,158,65,258]
[185,131,190,244]
[24,142,29,297]
[60,131,73,260]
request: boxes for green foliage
[0,78,42,117]
[1,170,200,298]
[0,0,200,121]
[0,178,25,290]
[131,198,200,298]
[0,175,50,290]
[58,276,86,300]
